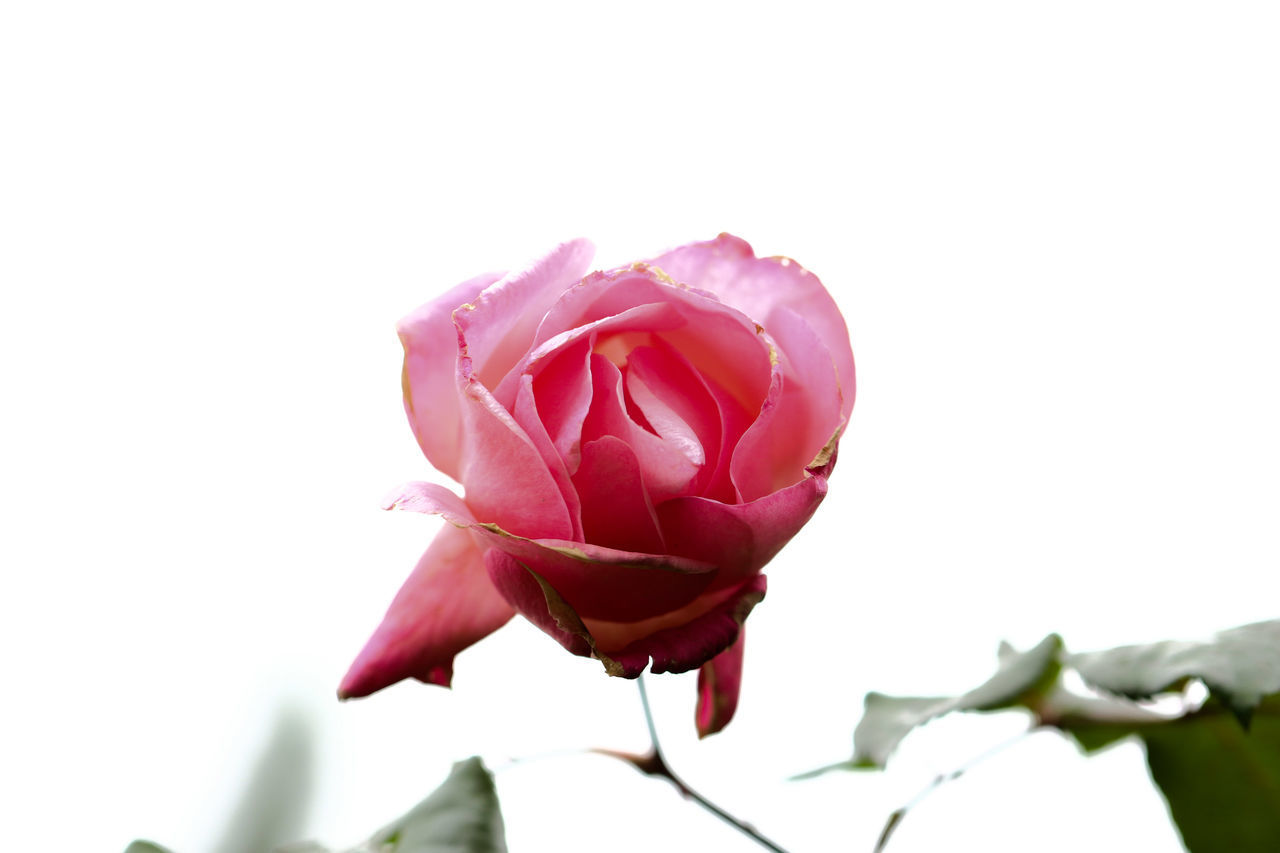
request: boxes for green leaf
[819,620,1280,853]
[1138,697,1280,853]
[359,757,507,853]
[848,634,1063,769]
[124,843,175,853]
[1070,619,1280,724]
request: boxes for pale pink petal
[648,233,856,422]
[528,265,774,422]
[455,357,574,540]
[398,271,504,481]
[338,523,514,698]
[573,435,666,555]
[381,479,475,522]
[453,239,596,391]
[492,300,688,412]
[697,630,746,738]
[765,306,846,486]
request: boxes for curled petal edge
[486,549,767,681]
[383,482,719,622]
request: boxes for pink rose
[340,234,854,735]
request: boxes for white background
[3,2,1278,851]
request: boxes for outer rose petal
[397,239,594,483]
[338,523,515,699]
[484,549,764,681]
[455,239,596,389]
[658,438,838,589]
[383,481,719,623]
[398,271,504,481]
[697,630,746,738]
[648,233,856,422]
[606,575,766,677]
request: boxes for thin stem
[635,677,790,853]
[874,727,1034,853]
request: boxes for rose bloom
[340,235,854,735]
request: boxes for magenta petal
[485,549,596,659]
[398,271,504,481]
[384,481,718,623]
[574,435,666,554]
[478,531,716,622]
[648,233,856,422]
[657,441,837,586]
[696,630,746,738]
[607,575,766,678]
[338,523,515,698]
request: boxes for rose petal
[764,306,846,487]
[696,630,746,738]
[398,271,505,481]
[648,233,856,422]
[513,373,584,542]
[656,438,838,587]
[583,353,700,502]
[728,354,785,502]
[338,522,514,698]
[485,554,765,683]
[528,336,594,473]
[626,342,723,486]
[384,481,719,623]
[485,549,596,659]
[604,575,766,677]
[528,265,774,421]
[456,357,575,539]
[573,435,666,555]
[452,239,595,390]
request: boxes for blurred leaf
[1070,619,1280,725]
[214,706,315,853]
[846,634,1062,769]
[355,757,506,853]
[124,843,175,853]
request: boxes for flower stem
[635,677,790,853]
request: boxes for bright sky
[3,3,1278,852]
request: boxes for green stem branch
[634,677,790,853]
